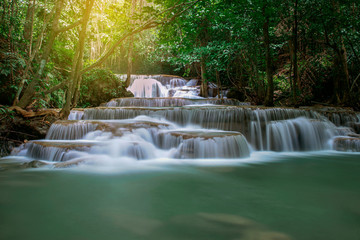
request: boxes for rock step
[25,139,155,161]
[104,97,250,107]
[46,119,172,140]
[333,137,360,152]
[156,130,250,159]
[25,140,99,162]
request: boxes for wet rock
[82,106,325,152]
[301,106,360,127]
[54,158,85,168]
[156,130,250,158]
[336,127,355,136]
[227,88,246,101]
[333,137,360,152]
[26,140,96,162]
[21,160,48,168]
[46,120,171,140]
[346,122,360,134]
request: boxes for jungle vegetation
[1,0,359,117]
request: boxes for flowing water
[1,76,360,240]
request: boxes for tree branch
[80,22,157,74]
[55,19,83,34]
[350,72,360,92]
[42,79,69,95]
[80,0,200,75]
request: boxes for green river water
[1,152,360,240]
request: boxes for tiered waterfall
[12,75,360,167]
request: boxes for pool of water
[1,152,360,240]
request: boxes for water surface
[1,152,360,240]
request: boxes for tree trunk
[331,0,350,104]
[263,3,273,107]
[126,0,137,87]
[12,0,36,106]
[126,39,134,87]
[23,0,36,56]
[291,0,299,106]
[339,38,350,103]
[13,2,54,106]
[60,0,95,119]
[17,0,65,108]
[199,17,208,98]
[216,70,221,99]
[200,59,208,97]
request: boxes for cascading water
[126,76,202,99]
[169,78,187,88]
[8,74,360,168]
[68,110,84,120]
[265,118,335,151]
[3,74,360,240]
[105,97,250,107]
[127,78,169,98]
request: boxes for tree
[15,0,83,108]
[60,0,95,118]
[126,0,138,87]
[263,0,274,106]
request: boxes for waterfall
[68,110,84,120]
[265,118,336,151]
[154,130,250,158]
[10,74,360,167]
[46,121,99,140]
[25,140,95,162]
[124,76,206,99]
[105,98,250,107]
[82,106,321,131]
[127,78,169,98]
[169,78,187,88]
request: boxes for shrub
[78,68,133,107]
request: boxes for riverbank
[0,107,60,157]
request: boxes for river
[1,151,359,240]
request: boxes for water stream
[1,76,360,240]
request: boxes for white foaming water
[46,121,99,140]
[126,77,203,99]
[168,78,187,88]
[173,88,202,99]
[265,117,336,151]
[68,110,84,120]
[8,74,360,171]
[127,78,169,98]
[104,98,247,107]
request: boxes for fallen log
[8,106,59,118]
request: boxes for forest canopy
[1,0,359,115]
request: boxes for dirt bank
[0,107,59,157]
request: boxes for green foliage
[151,0,360,106]
[0,106,15,119]
[1,0,360,108]
[78,68,132,107]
